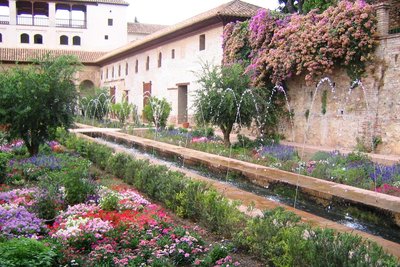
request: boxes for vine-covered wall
[222,0,400,154]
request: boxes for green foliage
[110,101,133,124]
[143,97,172,129]
[191,126,215,138]
[123,158,148,185]
[0,238,56,267]
[235,207,304,266]
[0,55,81,156]
[106,152,130,178]
[87,142,113,170]
[194,63,254,146]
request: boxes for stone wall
[278,33,400,155]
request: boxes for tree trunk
[298,0,304,14]
[25,139,40,156]
[286,0,296,13]
[221,125,232,147]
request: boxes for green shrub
[197,189,243,237]
[306,229,399,267]
[87,142,112,170]
[0,238,56,267]
[123,158,148,185]
[106,152,130,178]
[135,164,169,197]
[234,207,305,266]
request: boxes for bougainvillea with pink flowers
[223,0,377,86]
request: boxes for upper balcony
[0,0,87,28]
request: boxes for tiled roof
[0,48,106,63]
[57,0,129,6]
[127,23,168,34]
[97,0,262,63]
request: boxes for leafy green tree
[194,63,254,146]
[0,55,81,155]
[143,97,172,129]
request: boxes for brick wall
[278,34,400,155]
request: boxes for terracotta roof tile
[57,0,129,6]
[0,48,106,63]
[127,23,168,34]
[97,0,262,63]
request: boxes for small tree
[143,97,171,130]
[193,63,254,146]
[110,101,133,124]
[0,55,81,156]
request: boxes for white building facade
[0,0,128,51]
[97,0,260,124]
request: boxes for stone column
[48,2,56,27]
[9,0,16,25]
[376,3,390,36]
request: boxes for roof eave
[97,14,249,65]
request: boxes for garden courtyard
[1,0,400,266]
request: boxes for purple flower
[256,144,297,161]
[10,155,62,171]
[0,205,47,238]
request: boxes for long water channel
[88,134,400,244]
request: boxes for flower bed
[0,143,242,266]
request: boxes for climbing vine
[223,0,377,86]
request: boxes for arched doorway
[79,79,95,97]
